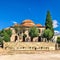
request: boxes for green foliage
[3,32,10,42]
[5,29,12,37]
[23,34,27,38]
[43,29,53,41]
[23,34,27,42]
[29,26,39,38]
[0,29,12,43]
[0,37,3,45]
[14,25,26,34]
[45,11,53,29]
[57,37,60,44]
[43,11,54,41]
[45,11,54,36]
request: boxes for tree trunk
[47,39,49,42]
[31,37,33,42]
[23,36,25,42]
[38,36,41,42]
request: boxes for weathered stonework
[3,42,56,50]
[3,20,56,51]
[10,20,45,42]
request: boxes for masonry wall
[3,42,56,50]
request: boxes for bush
[0,29,12,42]
[5,29,12,37]
[23,34,27,37]
[29,26,39,41]
[43,29,53,41]
[57,37,60,44]
[3,32,10,42]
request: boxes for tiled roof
[13,19,45,28]
[22,19,34,23]
[36,24,42,27]
[21,19,35,27]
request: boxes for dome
[36,24,42,27]
[21,19,35,27]
[22,19,34,23]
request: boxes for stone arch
[15,36,18,42]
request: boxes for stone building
[10,19,45,42]
[3,19,56,50]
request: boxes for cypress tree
[43,11,54,41]
[45,11,54,36]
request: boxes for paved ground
[0,54,60,60]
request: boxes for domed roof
[36,24,42,27]
[22,19,34,23]
[21,19,35,27]
[21,19,45,28]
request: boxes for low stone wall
[3,42,56,50]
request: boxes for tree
[0,37,3,47]
[45,11,54,36]
[0,30,5,46]
[57,37,60,44]
[3,32,10,42]
[29,26,39,42]
[43,11,54,41]
[45,11,53,29]
[5,29,12,37]
[0,29,12,42]
[13,25,26,35]
[23,34,27,42]
[43,29,53,42]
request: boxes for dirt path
[0,54,60,60]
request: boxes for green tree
[29,26,39,42]
[43,11,54,41]
[13,25,26,34]
[0,29,12,43]
[0,30,5,46]
[45,11,53,29]
[57,37,60,44]
[43,29,53,42]
[0,37,3,47]
[3,31,10,42]
[5,29,12,37]
[23,34,27,42]
[45,11,54,35]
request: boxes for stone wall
[3,42,56,50]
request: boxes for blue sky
[0,0,60,33]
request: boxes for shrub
[57,37,60,44]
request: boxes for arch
[15,36,18,42]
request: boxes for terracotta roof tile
[36,24,42,27]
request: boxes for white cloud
[54,30,60,34]
[53,20,59,28]
[12,21,17,24]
